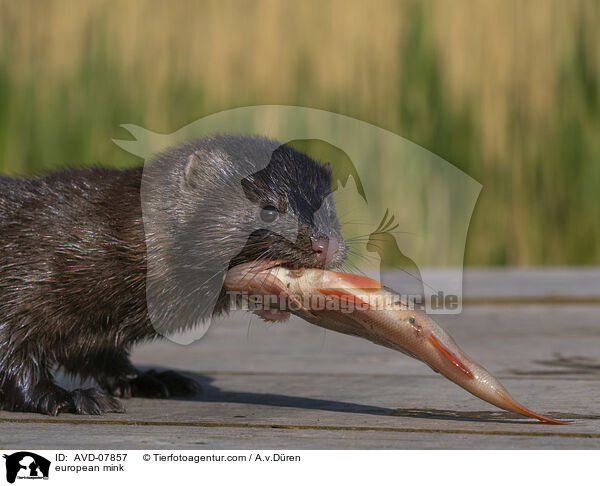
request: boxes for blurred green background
[0,0,598,266]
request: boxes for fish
[224,262,565,424]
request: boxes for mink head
[144,135,347,276]
[234,142,347,269]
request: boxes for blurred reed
[0,0,598,265]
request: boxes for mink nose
[311,237,339,265]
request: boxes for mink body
[0,135,346,415]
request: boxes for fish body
[224,263,564,424]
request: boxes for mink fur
[0,135,346,415]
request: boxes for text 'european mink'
[0,135,347,415]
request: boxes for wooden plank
[1,271,598,449]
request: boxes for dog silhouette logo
[113,105,481,344]
[3,452,51,483]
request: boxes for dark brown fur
[0,135,346,415]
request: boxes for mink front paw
[128,369,201,398]
[103,369,201,399]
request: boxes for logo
[114,106,481,344]
[3,452,51,483]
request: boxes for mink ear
[181,150,218,190]
[181,152,202,190]
[181,147,239,191]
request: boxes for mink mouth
[256,259,330,271]
[252,259,296,271]
[278,261,313,270]
[230,259,309,273]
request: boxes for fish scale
[224,262,565,425]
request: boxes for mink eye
[260,205,279,223]
[408,317,415,324]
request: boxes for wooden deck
[1,269,599,449]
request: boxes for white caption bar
[1,450,596,486]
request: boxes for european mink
[0,134,347,415]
